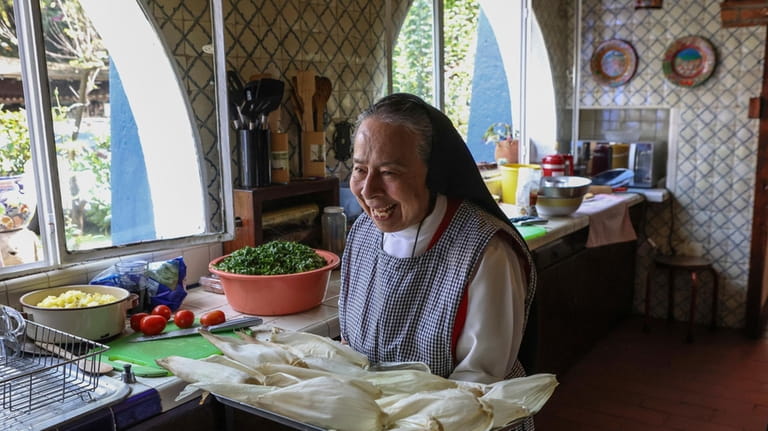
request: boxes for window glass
[393,0,518,163]
[392,0,434,103]
[0,0,43,266]
[0,0,230,274]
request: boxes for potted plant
[483,122,519,165]
[0,109,36,232]
[208,241,340,316]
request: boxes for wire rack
[0,319,109,416]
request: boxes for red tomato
[173,309,195,329]
[200,310,226,327]
[129,312,149,332]
[140,314,167,336]
[151,304,172,321]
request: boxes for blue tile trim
[111,387,162,430]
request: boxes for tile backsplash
[578,107,670,142]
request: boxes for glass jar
[321,206,346,257]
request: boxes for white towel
[574,194,637,248]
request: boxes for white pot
[20,285,136,341]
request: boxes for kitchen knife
[130,315,263,342]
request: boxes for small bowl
[535,195,585,217]
[209,249,340,316]
[538,176,591,198]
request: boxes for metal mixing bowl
[538,176,591,198]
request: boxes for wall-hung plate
[590,39,638,87]
[662,36,716,87]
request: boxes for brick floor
[535,316,768,431]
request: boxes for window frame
[2,0,234,279]
[396,0,530,162]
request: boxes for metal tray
[215,393,529,431]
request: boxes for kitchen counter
[60,192,645,430]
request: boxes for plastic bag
[90,256,187,312]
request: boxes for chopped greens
[214,241,327,275]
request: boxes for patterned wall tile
[582,0,765,328]
[223,0,388,184]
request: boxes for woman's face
[350,118,431,233]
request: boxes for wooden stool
[644,255,718,343]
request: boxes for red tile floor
[534,316,768,431]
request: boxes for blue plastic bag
[91,256,187,312]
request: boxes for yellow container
[500,164,541,204]
[611,143,629,169]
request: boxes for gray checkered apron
[340,201,537,429]
[340,200,536,372]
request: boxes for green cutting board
[516,225,547,240]
[97,319,240,377]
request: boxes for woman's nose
[360,172,382,198]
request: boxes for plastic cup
[500,164,541,204]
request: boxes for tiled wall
[223,0,391,184]
[533,0,575,151]
[580,0,765,328]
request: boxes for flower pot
[494,139,519,165]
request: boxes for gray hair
[354,94,433,164]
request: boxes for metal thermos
[321,206,346,256]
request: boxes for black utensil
[226,70,245,126]
[244,78,284,125]
[332,120,352,161]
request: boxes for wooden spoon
[296,70,316,132]
[290,76,303,124]
[312,76,332,132]
[35,341,113,375]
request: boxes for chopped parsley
[214,241,326,275]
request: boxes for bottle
[321,206,346,256]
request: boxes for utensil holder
[270,131,290,184]
[301,131,326,178]
[239,129,271,188]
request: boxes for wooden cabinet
[520,203,644,376]
[223,177,340,254]
[720,1,768,27]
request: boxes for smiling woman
[0,0,232,274]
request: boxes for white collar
[382,194,447,258]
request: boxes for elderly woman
[338,93,537,390]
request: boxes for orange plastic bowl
[208,249,340,316]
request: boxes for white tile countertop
[90,191,646,427]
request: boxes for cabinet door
[533,249,588,375]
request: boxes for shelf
[223,177,340,254]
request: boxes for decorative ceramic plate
[662,36,716,87]
[590,40,638,87]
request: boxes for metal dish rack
[0,319,109,416]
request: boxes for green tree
[392,0,479,138]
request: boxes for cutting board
[97,320,240,377]
[516,225,547,240]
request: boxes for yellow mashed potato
[36,289,118,308]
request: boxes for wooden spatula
[296,70,316,132]
[313,76,332,132]
[36,341,113,375]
